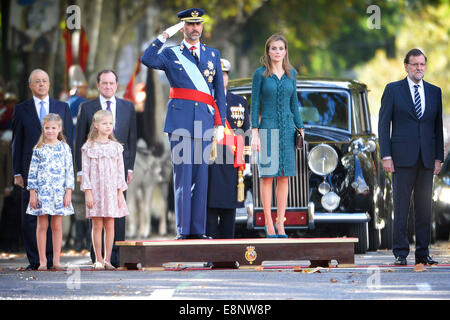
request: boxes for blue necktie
[106,100,112,113]
[39,101,47,124]
[413,85,422,119]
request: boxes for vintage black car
[229,77,394,253]
[432,150,450,241]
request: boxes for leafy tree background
[1,0,448,115]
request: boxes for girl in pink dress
[81,110,128,270]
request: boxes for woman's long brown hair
[260,33,294,78]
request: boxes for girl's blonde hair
[85,109,118,145]
[35,113,66,149]
[260,33,294,78]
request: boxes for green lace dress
[251,66,304,177]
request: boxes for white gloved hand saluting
[216,125,225,142]
[163,21,185,39]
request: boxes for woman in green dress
[250,34,304,238]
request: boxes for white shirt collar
[99,95,116,106]
[33,95,50,106]
[407,76,423,89]
[183,39,201,57]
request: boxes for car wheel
[348,223,368,254]
[380,198,393,249]
[435,216,450,241]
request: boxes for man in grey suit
[75,69,137,268]
[378,49,444,266]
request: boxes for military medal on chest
[204,60,216,83]
[230,103,246,128]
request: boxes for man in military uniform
[140,8,226,240]
[206,59,250,239]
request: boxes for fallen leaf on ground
[414,263,427,272]
[330,278,339,283]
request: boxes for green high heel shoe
[264,226,278,238]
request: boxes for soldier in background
[206,59,250,239]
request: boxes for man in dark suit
[12,69,73,270]
[378,48,444,266]
[75,69,137,268]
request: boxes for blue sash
[171,46,214,114]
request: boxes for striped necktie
[413,84,422,119]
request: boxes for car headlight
[321,192,340,211]
[308,144,338,176]
[438,188,450,204]
[318,181,331,195]
[443,176,450,185]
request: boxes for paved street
[1,241,449,301]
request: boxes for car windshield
[297,90,350,131]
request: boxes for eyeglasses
[33,79,49,84]
[408,63,426,68]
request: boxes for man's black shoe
[394,256,407,266]
[415,256,438,265]
[175,235,188,240]
[25,264,38,271]
[190,234,212,240]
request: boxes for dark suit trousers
[21,189,53,267]
[206,207,236,239]
[393,152,433,258]
[169,134,210,236]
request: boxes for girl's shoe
[104,261,116,270]
[93,262,105,270]
[52,264,65,271]
[264,226,277,238]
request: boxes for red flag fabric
[62,27,73,72]
[124,56,141,101]
[79,27,90,72]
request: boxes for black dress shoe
[25,264,39,271]
[394,256,407,266]
[175,235,188,240]
[415,256,438,265]
[190,234,212,240]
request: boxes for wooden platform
[116,238,358,269]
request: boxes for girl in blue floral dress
[26,113,74,270]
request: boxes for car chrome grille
[252,145,309,209]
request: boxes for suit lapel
[400,78,416,117]
[27,99,42,130]
[423,81,432,118]
[114,97,121,134]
